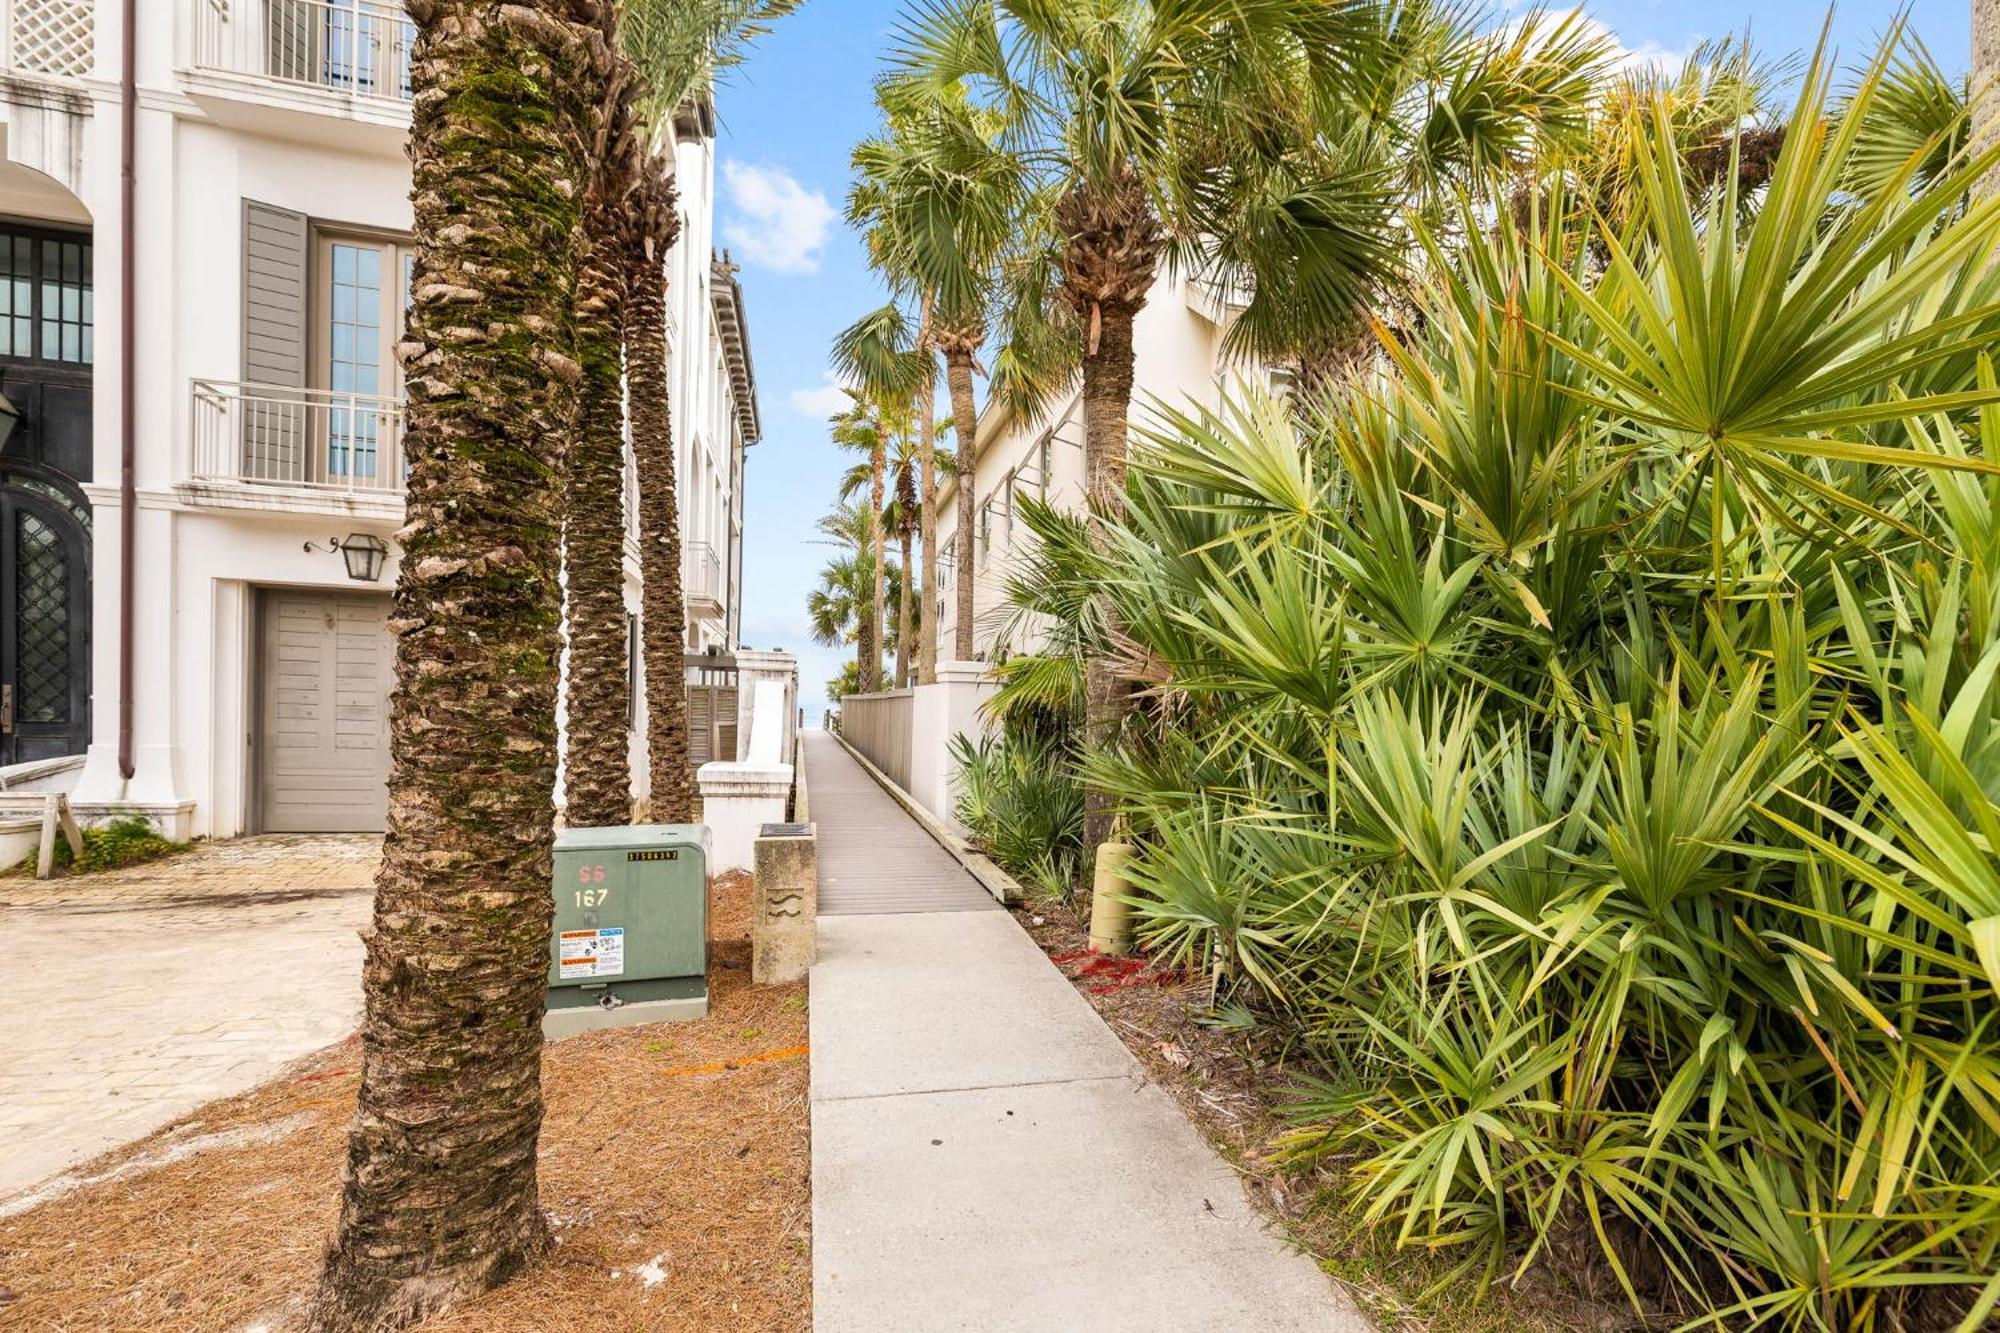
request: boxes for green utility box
[547,824,709,1031]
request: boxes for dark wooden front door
[0,221,95,766]
[0,478,89,763]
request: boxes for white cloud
[721,161,836,276]
[789,371,854,419]
[1600,33,1698,80]
[1500,10,1698,82]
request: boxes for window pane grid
[0,229,92,367]
[327,242,382,478]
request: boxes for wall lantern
[0,390,20,451]
[305,532,391,582]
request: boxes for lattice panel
[10,0,94,78]
[15,510,71,726]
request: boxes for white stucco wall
[933,268,1263,658]
[2,2,759,838]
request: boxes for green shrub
[950,730,1084,900]
[997,50,2000,1331]
[28,815,182,876]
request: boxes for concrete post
[907,659,997,834]
[753,822,817,984]
[698,761,792,873]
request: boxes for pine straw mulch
[1016,895,1633,1333]
[0,871,809,1333]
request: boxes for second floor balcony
[686,540,723,619]
[185,0,414,146]
[187,378,406,513]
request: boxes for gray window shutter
[241,200,308,480]
[688,687,713,766]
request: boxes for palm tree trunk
[896,523,915,687]
[1979,0,2000,200]
[1054,175,1162,865]
[918,400,939,685]
[562,160,636,829]
[626,169,693,823]
[1079,297,1138,856]
[945,346,978,660]
[865,440,886,691]
[308,3,603,1327]
[917,306,938,686]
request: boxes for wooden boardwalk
[802,731,1000,916]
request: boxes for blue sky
[712,1,1975,719]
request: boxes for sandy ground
[0,871,809,1333]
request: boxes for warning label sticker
[558,927,626,980]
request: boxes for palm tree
[622,162,694,821]
[830,310,927,693]
[826,395,886,691]
[1210,6,1612,397]
[560,33,642,830]
[894,0,1393,856]
[848,85,1025,668]
[808,499,910,683]
[887,431,925,687]
[836,421,947,686]
[306,4,601,1329]
[618,1,800,821]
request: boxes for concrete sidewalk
[804,731,1367,1333]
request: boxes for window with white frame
[314,231,412,479]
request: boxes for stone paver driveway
[0,834,376,1202]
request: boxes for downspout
[117,0,136,781]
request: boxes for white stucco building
[932,267,1279,658]
[0,0,763,837]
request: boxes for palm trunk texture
[626,169,694,823]
[945,346,979,661]
[864,443,886,691]
[897,525,915,687]
[918,385,939,685]
[560,76,638,829]
[308,4,607,1328]
[916,307,938,685]
[1979,0,2000,200]
[1055,175,1161,862]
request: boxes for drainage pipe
[116,0,135,781]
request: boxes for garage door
[257,590,394,832]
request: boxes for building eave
[710,252,761,446]
[935,384,1077,510]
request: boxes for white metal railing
[191,378,407,496]
[2,0,94,77]
[687,540,723,610]
[193,0,415,102]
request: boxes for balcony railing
[191,378,407,497]
[1,0,93,78]
[686,540,723,615]
[193,0,415,103]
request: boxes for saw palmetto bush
[1001,46,2000,1331]
[950,728,1085,898]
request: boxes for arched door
[0,475,90,764]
